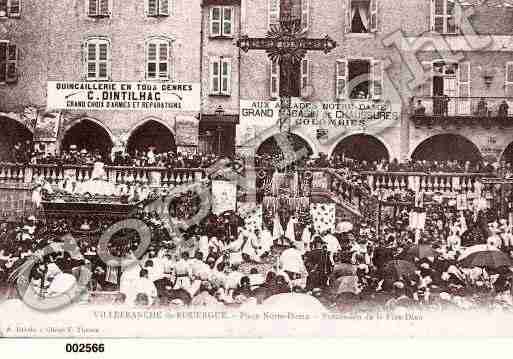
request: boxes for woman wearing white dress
[272,211,284,242]
[285,215,298,243]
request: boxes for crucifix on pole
[236,15,337,134]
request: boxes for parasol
[458,244,500,260]
[384,260,417,280]
[459,250,512,269]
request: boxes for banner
[240,99,401,127]
[47,81,200,112]
[211,181,237,215]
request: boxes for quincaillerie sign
[240,99,401,127]
[47,81,200,112]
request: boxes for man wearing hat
[304,236,332,290]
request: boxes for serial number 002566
[65,343,105,353]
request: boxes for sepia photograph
[1,0,513,339]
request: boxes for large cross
[236,16,337,132]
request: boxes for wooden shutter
[222,7,233,36]
[301,0,310,32]
[98,42,108,79]
[270,59,280,99]
[99,0,109,16]
[158,42,169,79]
[8,0,20,17]
[89,0,98,16]
[0,42,7,83]
[370,0,378,32]
[6,43,17,83]
[87,42,97,79]
[345,0,351,33]
[336,59,348,99]
[505,62,513,97]
[221,57,232,95]
[458,62,470,115]
[210,7,222,37]
[210,57,220,94]
[147,42,157,79]
[268,0,280,30]
[159,0,169,16]
[147,0,157,16]
[371,59,383,99]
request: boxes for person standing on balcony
[414,99,426,116]
[477,98,488,117]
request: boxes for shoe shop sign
[47,81,200,112]
[240,99,401,127]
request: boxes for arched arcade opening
[411,134,481,163]
[0,116,33,162]
[256,133,314,166]
[61,119,113,161]
[127,120,176,156]
[331,134,390,163]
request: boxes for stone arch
[255,132,314,160]
[0,115,33,162]
[61,117,114,160]
[329,133,391,163]
[126,117,176,155]
[410,133,481,162]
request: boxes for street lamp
[215,105,224,156]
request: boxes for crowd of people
[2,194,513,313]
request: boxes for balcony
[411,97,513,129]
[0,163,207,189]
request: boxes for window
[210,6,233,37]
[147,0,169,17]
[0,41,17,83]
[146,39,171,80]
[506,62,513,97]
[85,38,110,81]
[431,0,459,34]
[346,0,378,33]
[268,0,309,32]
[336,59,383,100]
[0,0,20,17]
[210,57,231,96]
[88,0,110,17]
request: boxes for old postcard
[1,0,513,339]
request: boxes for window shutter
[89,0,98,16]
[370,0,378,32]
[505,62,513,97]
[98,42,108,79]
[268,0,280,31]
[222,7,233,36]
[147,42,157,79]
[336,59,348,99]
[210,57,220,94]
[0,42,6,82]
[158,42,169,79]
[458,62,470,115]
[270,59,280,99]
[301,0,310,32]
[210,7,222,37]
[159,0,169,16]
[345,0,351,33]
[221,57,232,95]
[87,43,97,79]
[100,0,109,16]
[6,43,17,83]
[148,0,157,16]
[8,0,20,17]
[371,59,383,99]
